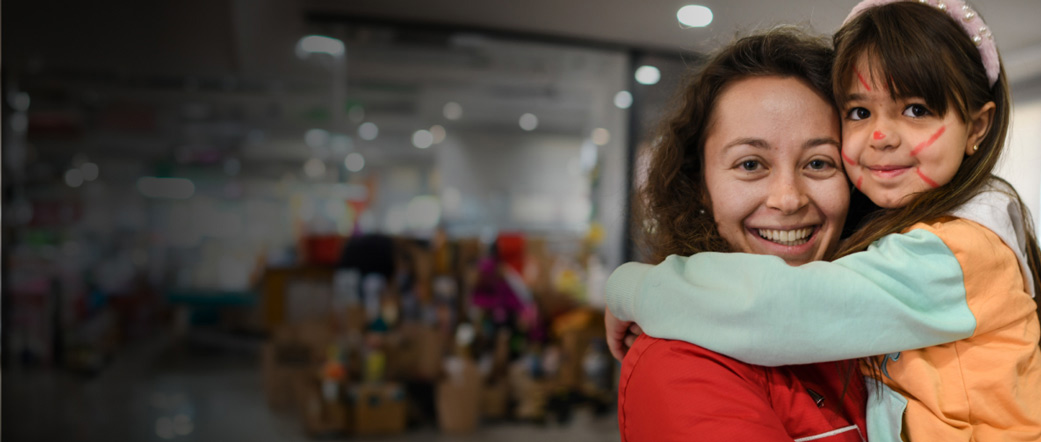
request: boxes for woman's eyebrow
[723,138,770,151]
[804,137,840,149]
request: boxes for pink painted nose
[873,131,885,140]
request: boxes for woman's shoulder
[622,334,768,381]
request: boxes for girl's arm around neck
[605,228,975,366]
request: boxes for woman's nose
[766,174,809,214]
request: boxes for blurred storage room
[4,0,1041,441]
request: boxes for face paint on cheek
[855,69,872,92]
[873,131,885,140]
[842,151,858,166]
[910,126,946,156]
[855,176,863,191]
[916,168,940,188]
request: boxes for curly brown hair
[635,27,838,263]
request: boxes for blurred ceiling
[305,0,1041,80]
[5,0,1041,170]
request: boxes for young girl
[606,1,1041,441]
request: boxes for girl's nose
[869,121,900,151]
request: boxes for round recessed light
[358,122,379,141]
[413,130,434,149]
[614,90,633,109]
[344,153,365,172]
[519,113,538,131]
[443,102,463,120]
[677,5,713,27]
[635,65,661,85]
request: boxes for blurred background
[3,0,1041,440]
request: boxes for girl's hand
[605,306,644,361]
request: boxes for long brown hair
[635,27,837,263]
[831,2,1041,298]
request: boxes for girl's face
[839,54,990,208]
[703,76,849,265]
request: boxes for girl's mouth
[756,227,816,246]
[867,165,911,178]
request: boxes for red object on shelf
[305,235,345,266]
[496,232,525,275]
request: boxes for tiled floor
[4,331,621,442]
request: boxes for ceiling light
[614,90,633,109]
[65,169,84,188]
[358,122,378,141]
[635,65,661,85]
[305,128,330,148]
[344,153,365,172]
[677,5,713,27]
[303,158,326,178]
[413,130,434,149]
[430,125,447,144]
[443,102,463,120]
[519,113,538,131]
[80,162,99,181]
[296,35,345,58]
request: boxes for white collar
[949,178,1037,298]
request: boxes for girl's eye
[740,160,761,171]
[846,107,870,121]
[903,104,931,118]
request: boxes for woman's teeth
[757,228,813,246]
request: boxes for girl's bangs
[835,7,965,118]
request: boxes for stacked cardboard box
[258,232,619,439]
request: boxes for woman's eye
[740,160,760,171]
[807,159,833,171]
[903,104,931,118]
[846,107,870,121]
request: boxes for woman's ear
[965,101,996,156]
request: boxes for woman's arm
[607,227,977,366]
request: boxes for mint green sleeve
[604,229,975,366]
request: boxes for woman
[615,28,867,441]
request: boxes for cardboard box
[298,377,350,437]
[480,379,510,420]
[263,321,339,410]
[509,362,549,420]
[393,324,444,381]
[262,342,314,410]
[351,383,407,435]
[436,357,482,433]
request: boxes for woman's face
[703,76,849,265]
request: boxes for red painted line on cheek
[856,69,872,92]
[911,125,946,156]
[873,131,885,140]
[855,177,863,191]
[842,151,858,166]
[916,168,940,188]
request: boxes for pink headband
[843,0,1000,87]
